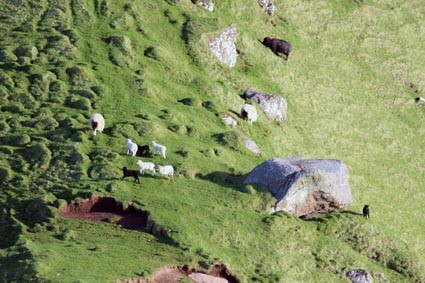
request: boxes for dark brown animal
[262,37,292,60]
[362,205,369,218]
[136,144,150,157]
[122,167,140,183]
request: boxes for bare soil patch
[58,195,148,231]
[116,264,239,283]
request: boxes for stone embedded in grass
[242,137,260,155]
[244,157,353,217]
[208,26,238,67]
[346,269,373,283]
[243,89,288,122]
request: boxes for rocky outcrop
[208,27,237,67]
[346,269,373,283]
[244,157,353,217]
[243,90,287,122]
[198,0,214,12]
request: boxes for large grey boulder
[244,157,353,217]
[208,27,237,67]
[243,90,287,122]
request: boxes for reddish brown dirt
[116,264,239,283]
[58,195,148,231]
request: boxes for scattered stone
[209,27,237,67]
[258,0,275,16]
[244,157,353,216]
[198,0,214,12]
[222,113,237,127]
[346,269,373,283]
[242,137,260,155]
[243,89,287,122]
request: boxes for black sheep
[136,144,150,157]
[362,205,370,218]
[262,37,292,60]
[122,167,140,183]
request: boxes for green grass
[0,0,424,282]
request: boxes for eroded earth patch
[58,195,148,231]
[117,264,239,283]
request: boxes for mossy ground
[0,0,424,282]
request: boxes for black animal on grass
[262,37,292,60]
[136,144,150,157]
[362,205,370,218]
[122,167,140,183]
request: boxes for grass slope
[0,0,424,282]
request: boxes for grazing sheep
[126,139,138,156]
[240,104,258,125]
[136,144,150,157]
[362,205,369,218]
[157,165,174,180]
[415,97,425,104]
[88,113,105,136]
[151,141,166,159]
[136,160,156,176]
[121,167,140,183]
[262,37,292,60]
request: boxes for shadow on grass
[199,171,246,192]
[0,242,39,282]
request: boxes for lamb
[362,205,370,219]
[157,165,174,180]
[136,144,150,157]
[121,167,140,183]
[136,160,156,176]
[88,113,105,136]
[126,139,138,156]
[151,141,166,159]
[240,104,258,125]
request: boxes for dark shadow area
[341,210,363,216]
[199,171,246,191]
[0,242,38,282]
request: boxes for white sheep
[157,165,174,179]
[88,113,105,136]
[415,97,425,104]
[136,160,156,176]
[126,139,138,156]
[151,141,166,159]
[240,104,258,125]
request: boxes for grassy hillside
[0,0,424,282]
